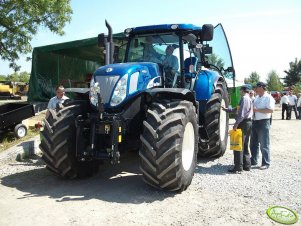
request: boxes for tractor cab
[122,23,235,89]
[123,24,212,89]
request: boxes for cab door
[206,24,236,86]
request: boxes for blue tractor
[40,21,235,191]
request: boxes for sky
[1,0,301,82]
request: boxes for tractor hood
[94,62,160,78]
[90,62,161,108]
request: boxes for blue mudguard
[195,70,221,101]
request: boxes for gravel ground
[0,106,300,226]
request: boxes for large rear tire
[139,100,198,191]
[40,103,98,179]
[198,81,229,158]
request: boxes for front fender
[195,70,222,101]
[145,88,197,107]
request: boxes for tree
[18,71,30,83]
[266,70,283,91]
[206,53,225,70]
[0,74,6,81]
[284,58,301,86]
[244,71,260,88]
[0,0,72,71]
[7,71,30,82]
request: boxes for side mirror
[201,24,214,41]
[225,67,234,72]
[98,33,107,47]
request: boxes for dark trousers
[288,105,298,119]
[233,119,252,170]
[281,103,288,119]
[297,107,301,120]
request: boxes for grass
[0,127,41,153]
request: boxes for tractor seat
[184,57,198,89]
[184,57,198,78]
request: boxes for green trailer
[28,34,126,102]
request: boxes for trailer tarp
[28,34,126,102]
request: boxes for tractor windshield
[126,34,180,67]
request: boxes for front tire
[198,81,229,158]
[139,100,198,191]
[40,103,98,179]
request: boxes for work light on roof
[171,24,179,30]
[124,28,132,36]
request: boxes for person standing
[297,93,301,120]
[47,85,69,110]
[249,90,256,102]
[222,85,253,173]
[287,91,298,119]
[250,82,275,170]
[280,92,289,120]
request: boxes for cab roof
[128,24,202,34]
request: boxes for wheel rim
[182,122,195,171]
[17,127,26,138]
[219,99,227,142]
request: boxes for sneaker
[228,168,242,174]
[260,165,269,170]
[243,167,251,171]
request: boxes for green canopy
[28,33,126,102]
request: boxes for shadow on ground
[196,157,231,175]
[1,151,176,204]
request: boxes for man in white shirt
[47,85,69,110]
[250,82,275,170]
[287,91,298,119]
[280,92,289,120]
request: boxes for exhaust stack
[105,20,114,65]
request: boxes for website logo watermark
[267,206,298,225]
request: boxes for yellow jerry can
[229,129,243,151]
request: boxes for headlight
[110,74,128,106]
[147,76,161,89]
[89,78,100,106]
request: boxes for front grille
[95,75,120,103]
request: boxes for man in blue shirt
[163,45,179,87]
[163,45,179,72]
[222,85,253,173]
[142,36,162,63]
